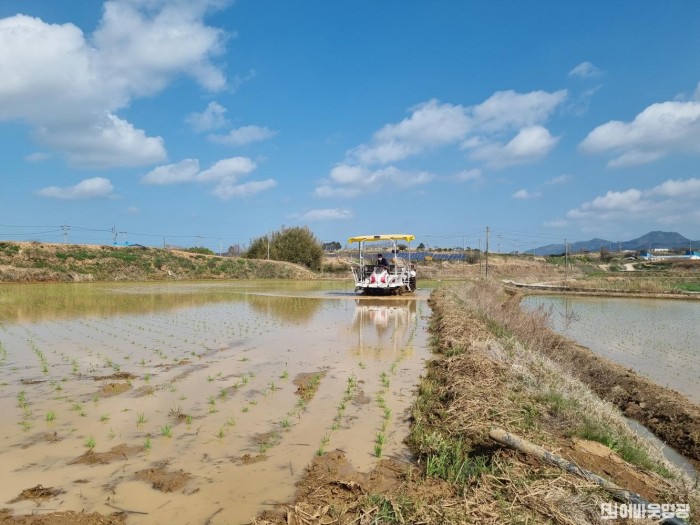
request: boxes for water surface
[0,281,431,524]
[521,295,700,403]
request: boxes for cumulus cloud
[580,99,700,167]
[197,157,256,181]
[453,168,482,182]
[25,152,50,163]
[566,178,700,227]
[0,1,229,168]
[141,159,200,185]
[38,177,114,199]
[141,156,273,200]
[546,174,572,185]
[464,126,560,168]
[318,89,566,197]
[512,189,541,200]
[294,208,353,221]
[186,101,228,132]
[210,125,277,146]
[568,61,602,78]
[212,178,276,200]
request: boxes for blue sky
[1,0,699,253]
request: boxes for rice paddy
[0,281,430,524]
[521,295,700,402]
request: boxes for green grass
[575,420,673,478]
[674,282,700,292]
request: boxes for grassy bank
[0,241,316,282]
[253,280,698,525]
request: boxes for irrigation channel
[521,294,700,475]
[0,281,431,524]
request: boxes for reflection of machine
[351,300,416,357]
[348,234,417,295]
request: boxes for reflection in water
[246,293,323,323]
[350,299,418,358]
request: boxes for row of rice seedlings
[0,339,8,366]
[318,375,359,456]
[17,390,33,431]
[28,337,49,374]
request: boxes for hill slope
[0,242,316,283]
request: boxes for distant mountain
[527,231,699,256]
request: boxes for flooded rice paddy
[521,295,700,403]
[0,281,431,524]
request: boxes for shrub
[245,226,323,270]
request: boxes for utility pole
[485,226,490,278]
[564,238,568,284]
[111,225,117,245]
[478,238,482,274]
[62,224,69,244]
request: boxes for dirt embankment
[0,241,316,283]
[251,281,698,525]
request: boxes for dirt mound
[95,382,131,397]
[8,485,64,503]
[134,462,191,492]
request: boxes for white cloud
[125,206,140,214]
[212,178,276,200]
[470,90,567,132]
[453,168,482,182]
[546,174,571,185]
[568,61,602,78]
[0,1,229,168]
[142,156,274,200]
[196,157,256,181]
[25,152,50,163]
[464,126,560,168]
[37,113,166,168]
[38,176,114,199]
[295,208,353,221]
[142,159,200,185]
[319,89,566,197]
[186,101,228,132]
[543,219,568,228]
[209,125,277,146]
[580,99,700,167]
[566,178,700,227]
[512,189,541,200]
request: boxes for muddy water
[0,281,431,524]
[521,295,700,403]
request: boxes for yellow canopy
[348,234,415,243]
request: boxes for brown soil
[68,444,143,465]
[134,462,192,493]
[7,485,64,504]
[293,371,326,401]
[95,382,132,397]
[0,509,126,525]
[93,372,137,381]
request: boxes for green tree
[245,226,323,270]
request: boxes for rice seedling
[107,427,115,440]
[160,423,172,437]
[45,411,56,423]
[217,427,226,439]
[85,435,96,449]
[225,416,236,427]
[380,371,390,389]
[19,420,33,431]
[144,436,151,450]
[280,370,289,380]
[281,418,291,429]
[185,415,192,425]
[136,412,147,426]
